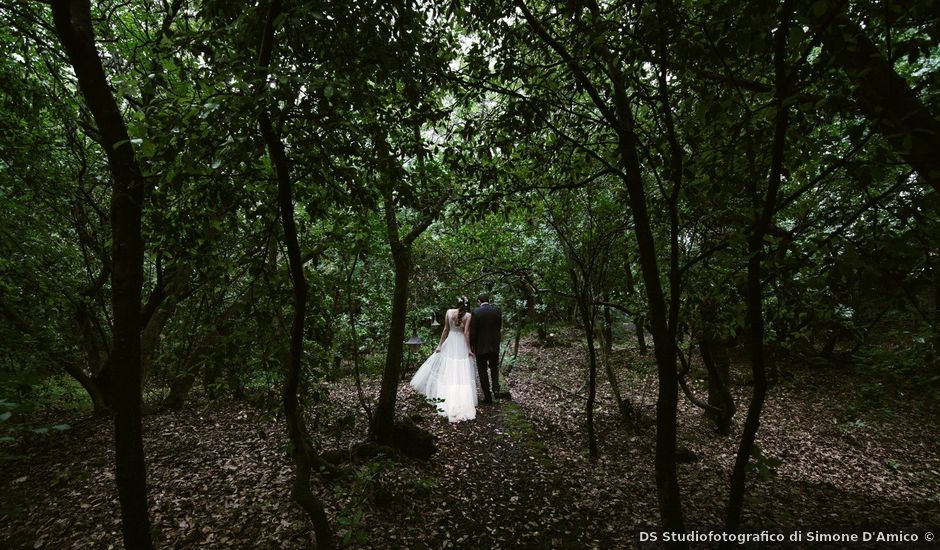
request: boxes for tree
[253,0,334,545]
[368,161,441,446]
[544,186,628,459]
[51,0,153,547]
[805,1,940,192]
[513,0,687,533]
[724,0,794,539]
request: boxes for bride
[409,296,478,422]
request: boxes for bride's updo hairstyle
[454,296,470,327]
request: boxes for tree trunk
[166,330,218,408]
[63,360,110,417]
[601,302,614,355]
[573,279,599,460]
[52,2,153,548]
[599,309,630,422]
[724,240,770,538]
[635,317,648,354]
[599,303,631,420]
[365,126,439,455]
[256,1,335,546]
[516,0,684,533]
[521,281,548,344]
[140,292,179,380]
[724,2,792,539]
[163,298,241,409]
[623,258,648,354]
[584,309,599,461]
[370,242,411,444]
[346,252,371,421]
[262,114,335,547]
[699,301,735,435]
[71,266,113,413]
[700,341,735,435]
[164,370,195,411]
[610,68,685,536]
[808,4,940,192]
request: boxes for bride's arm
[434,311,451,352]
[464,313,475,358]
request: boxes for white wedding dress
[409,309,478,423]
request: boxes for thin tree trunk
[369,136,411,446]
[599,304,630,421]
[519,279,548,344]
[63,360,110,417]
[623,257,647,354]
[724,239,770,538]
[584,305,599,461]
[724,1,792,539]
[164,370,195,410]
[517,0,684,534]
[610,64,685,537]
[140,291,179,380]
[602,302,614,355]
[701,341,735,435]
[572,276,599,460]
[699,301,735,435]
[370,236,411,444]
[368,126,439,448]
[51,2,153,547]
[652,0,687,520]
[71,266,113,412]
[599,318,629,422]
[346,252,371,421]
[256,1,334,546]
[261,114,334,547]
[552,224,601,460]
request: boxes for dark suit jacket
[471,303,502,355]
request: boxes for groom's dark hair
[478,293,490,303]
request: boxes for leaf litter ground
[2,329,938,548]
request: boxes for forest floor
[2,328,939,549]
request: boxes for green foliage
[0,395,72,463]
[498,401,551,467]
[0,398,15,445]
[334,454,396,546]
[746,444,783,482]
[0,5,938,541]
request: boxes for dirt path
[375,397,606,549]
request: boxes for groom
[470,293,502,404]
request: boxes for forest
[1,0,939,548]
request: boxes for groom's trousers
[476,352,500,400]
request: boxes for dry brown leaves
[2,329,938,549]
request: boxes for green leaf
[140,141,156,158]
